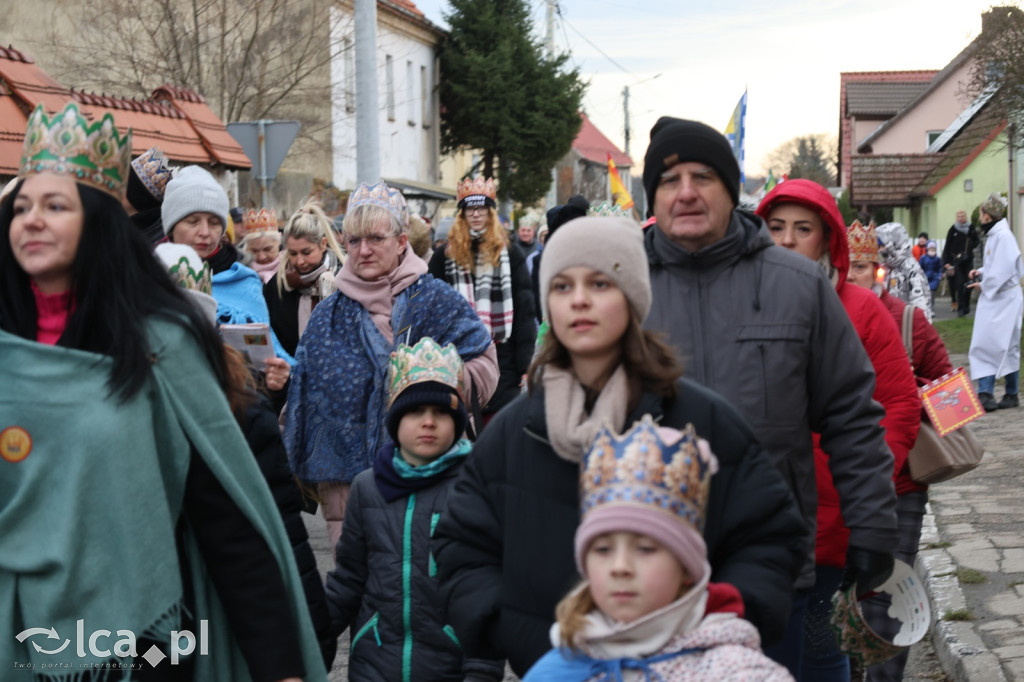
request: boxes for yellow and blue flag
[724,90,747,185]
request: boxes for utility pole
[545,0,557,208]
[546,0,555,59]
[622,86,630,158]
[355,0,380,183]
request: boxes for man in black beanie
[640,116,898,678]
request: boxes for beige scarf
[543,364,630,462]
[335,245,427,344]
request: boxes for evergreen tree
[440,0,586,204]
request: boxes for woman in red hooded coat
[757,180,920,681]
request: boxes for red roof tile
[850,153,943,206]
[0,46,251,174]
[574,112,632,167]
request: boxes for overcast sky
[412,0,1001,176]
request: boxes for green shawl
[0,320,326,681]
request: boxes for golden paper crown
[387,337,465,408]
[456,176,497,208]
[154,243,213,295]
[581,416,712,531]
[847,220,880,264]
[18,102,132,200]
[244,208,278,233]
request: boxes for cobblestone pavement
[915,352,1024,682]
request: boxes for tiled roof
[0,45,250,175]
[846,81,932,117]
[573,111,632,167]
[850,154,943,206]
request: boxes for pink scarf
[251,254,282,284]
[335,244,427,344]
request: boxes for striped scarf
[444,246,514,343]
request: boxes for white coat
[969,218,1024,379]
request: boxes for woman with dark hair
[428,177,536,418]
[0,103,325,681]
[433,216,806,677]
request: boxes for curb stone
[918,502,1007,681]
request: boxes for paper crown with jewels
[244,207,278,233]
[580,416,712,530]
[155,243,213,295]
[348,180,409,228]
[18,102,132,200]
[387,337,465,409]
[847,219,880,264]
[587,201,634,220]
[130,147,173,202]
[456,176,497,209]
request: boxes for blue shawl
[524,646,704,681]
[283,275,491,484]
[212,262,295,364]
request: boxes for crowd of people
[2,99,1021,682]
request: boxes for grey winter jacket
[644,211,897,587]
[325,447,503,682]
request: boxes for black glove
[840,546,894,596]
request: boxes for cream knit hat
[538,216,652,322]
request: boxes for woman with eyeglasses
[282,181,498,548]
[428,177,537,420]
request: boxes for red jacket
[758,180,920,566]
[878,288,954,495]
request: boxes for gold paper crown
[244,208,278,233]
[18,102,132,200]
[130,147,173,201]
[847,220,880,264]
[456,176,497,207]
[387,337,465,408]
[581,416,712,531]
[348,180,409,228]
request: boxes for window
[927,130,943,148]
[407,61,416,125]
[386,55,395,121]
[344,37,354,113]
[964,179,974,192]
[421,65,431,128]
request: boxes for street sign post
[226,120,301,206]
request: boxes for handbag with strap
[900,306,985,484]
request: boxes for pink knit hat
[574,417,718,584]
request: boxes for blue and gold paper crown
[348,180,409,229]
[19,102,132,200]
[387,337,465,408]
[131,147,173,201]
[581,416,712,531]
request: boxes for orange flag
[608,153,634,210]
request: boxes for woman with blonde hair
[428,177,536,419]
[283,181,498,548]
[263,200,345,358]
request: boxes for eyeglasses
[344,233,394,250]
[464,206,488,215]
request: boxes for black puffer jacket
[325,446,504,682]
[241,394,335,671]
[432,379,806,677]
